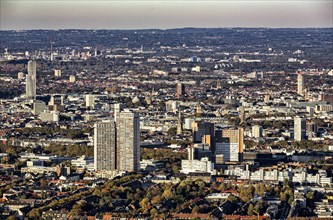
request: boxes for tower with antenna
[50,37,55,61]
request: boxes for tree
[162,187,173,200]
[7,215,18,220]
[288,194,294,205]
[151,196,161,204]
[306,191,314,200]
[28,209,42,219]
[40,179,48,189]
[140,198,150,212]
[192,205,200,213]
[247,203,254,216]
[280,192,287,202]
[255,183,265,196]
[150,208,158,217]
[254,200,263,212]
[167,127,177,136]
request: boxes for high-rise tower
[176,82,185,99]
[297,73,304,96]
[117,110,140,172]
[215,128,244,162]
[94,121,117,171]
[294,116,306,141]
[26,60,36,99]
[177,108,183,135]
[94,110,140,173]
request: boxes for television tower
[50,37,55,61]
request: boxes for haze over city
[1,0,333,30]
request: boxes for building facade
[94,121,117,171]
[297,73,304,96]
[26,60,36,99]
[215,128,244,162]
[116,110,140,172]
[294,116,306,141]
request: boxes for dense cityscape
[0,28,333,219]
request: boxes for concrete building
[215,128,244,162]
[26,60,36,99]
[176,82,185,99]
[294,116,306,141]
[114,103,122,122]
[306,106,314,117]
[192,121,215,143]
[252,125,263,138]
[54,69,61,77]
[85,94,95,107]
[188,144,212,161]
[48,95,64,112]
[18,72,25,79]
[94,121,117,171]
[33,101,47,115]
[117,110,140,172]
[177,109,183,135]
[181,157,215,174]
[165,100,179,112]
[40,111,59,122]
[69,75,76,83]
[297,73,304,96]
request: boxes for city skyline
[1,0,332,30]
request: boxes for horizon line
[1,26,333,31]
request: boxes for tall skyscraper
[177,108,183,135]
[297,73,304,96]
[26,60,36,99]
[176,82,185,99]
[117,110,140,172]
[94,110,140,173]
[94,121,117,171]
[294,116,306,141]
[215,128,244,162]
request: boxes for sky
[1,0,332,30]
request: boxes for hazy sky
[1,0,332,30]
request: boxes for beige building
[94,121,117,171]
[297,73,304,96]
[215,128,244,162]
[26,60,36,99]
[117,110,140,172]
[54,69,62,77]
[94,110,140,173]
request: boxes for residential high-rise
[94,110,140,173]
[86,94,95,107]
[114,103,122,122]
[239,106,246,124]
[294,116,306,141]
[94,121,117,171]
[177,108,183,135]
[116,110,140,172]
[297,73,304,96]
[252,125,263,138]
[176,82,185,99]
[26,60,36,99]
[215,128,244,162]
